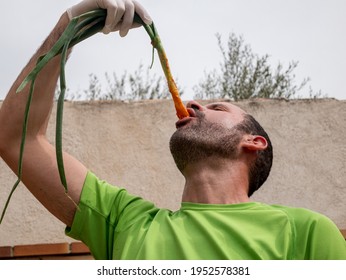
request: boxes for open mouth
[175,117,191,129]
[175,108,197,129]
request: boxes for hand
[67,0,152,36]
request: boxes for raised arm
[0,0,152,227]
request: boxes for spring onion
[0,9,188,223]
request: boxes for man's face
[169,101,246,173]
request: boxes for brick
[0,246,12,258]
[13,243,69,257]
[40,254,94,260]
[70,242,90,254]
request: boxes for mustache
[193,108,205,122]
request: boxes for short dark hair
[235,114,273,196]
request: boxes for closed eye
[207,104,230,112]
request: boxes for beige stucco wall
[0,98,345,246]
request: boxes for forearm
[0,0,152,226]
[0,12,70,152]
[0,11,85,226]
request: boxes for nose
[186,100,204,111]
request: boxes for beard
[169,111,243,173]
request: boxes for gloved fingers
[102,0,127,34]
[133,0,152,25]
[67,0,152,36]
[118,1,135,37]
[107,0,152,36]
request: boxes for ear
[241,135,268,152]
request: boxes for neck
[181,157,250,205]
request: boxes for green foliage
[56,63,183,101]
[193,33,323,100]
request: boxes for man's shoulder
[266,204,339,233]
[268,204,319,215]
[267,204,327,221]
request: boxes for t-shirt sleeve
[292,209,346,260]
[65,171,157,259]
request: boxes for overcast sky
[1,0,345,101]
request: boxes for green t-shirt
[66,171,346,260]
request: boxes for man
[0,0,345,259]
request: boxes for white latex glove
[67,0,152,36]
